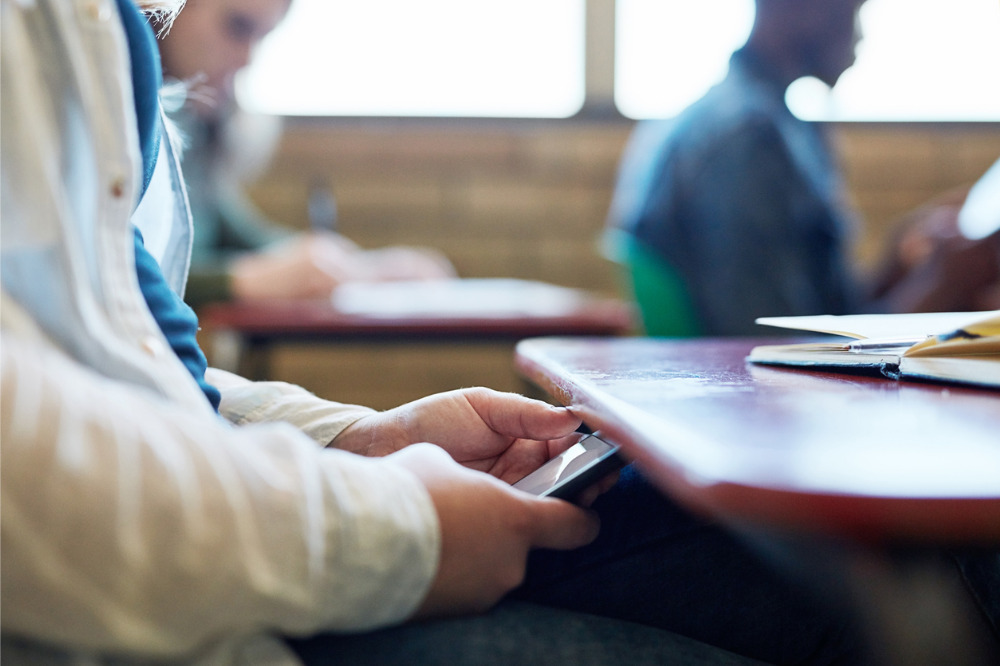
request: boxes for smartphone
[512,434,624,501]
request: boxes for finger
[488,432,592,484]
[596,469,622,494]
[487,439,556,482]
[546,432,586,458]
[575,485,603,508]
[574,470,622,507]
[490,432,585,476]
[524,496,600,551]
[462,388,582,440]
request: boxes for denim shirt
[609,48,860,336]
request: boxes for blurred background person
[870,156,1000,312]
[605,0,1000,337]
[156,0,455,309]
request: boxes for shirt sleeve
[206,366,377,447]
[0,323,439,658]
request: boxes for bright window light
[617,0,1000,122]
[615,0,755,120]
[789,0,1000,121]
[237,0,586,118]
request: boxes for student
[156,0,455,308]
[0,0,604,662]
[605,0,1000,337]
[4,1,995,665]
[871,157,1000,313]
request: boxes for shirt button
[85,1,111,21]
[140,336,166,358]
[110,176,126,198]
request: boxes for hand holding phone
[512,434,624,502]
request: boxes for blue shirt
[116,0,221,410]
[609,48,859,336]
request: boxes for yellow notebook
[747,311,1000,388]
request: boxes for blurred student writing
[156,0,455,308]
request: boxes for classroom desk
[517,336,1000,663]
[199,280,635,380]
[514,336,1000,543]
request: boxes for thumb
[463,388,582,440]
[523,495,601,551]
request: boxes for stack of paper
[747,311,1000,388]
[331,278,587,318]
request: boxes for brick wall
[248,120,629,294]
[236,120,1000,408]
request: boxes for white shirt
[0,1,439,662]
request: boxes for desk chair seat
[604,231,701,338]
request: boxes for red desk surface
[515,337,1000,543]
[199,285,634,341]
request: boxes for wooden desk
[200,280,634,380]
[515,336,1000,543]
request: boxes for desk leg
[205,330,272,380]
[239,340,273,381]
[208,329,245,374]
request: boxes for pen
[847,337,923,352]
[308,179,338,233]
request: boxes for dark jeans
[289,601,768,666]
[511,465,868,665]
[291,465,999,665]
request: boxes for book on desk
[747,310,1000,388]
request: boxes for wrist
[331,410,409,456]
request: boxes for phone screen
[512,434,622,500]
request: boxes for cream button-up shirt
[0,1,439,663]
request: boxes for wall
[248,119,630,294]
[232,120,1000,408]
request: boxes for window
[237,0,586,118]
[616,0,1000,122]
[240,0,1000,121]
[614,0,754,120]
[788,0,1000,121]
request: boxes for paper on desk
[749,311,1000,387]
[331,278,587,318]
[755,311,999,340]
